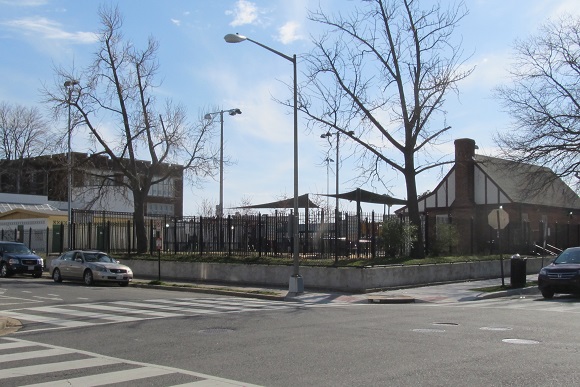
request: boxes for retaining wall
[122,256,548,292]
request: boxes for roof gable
[475,155,580,209]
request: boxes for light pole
[224,33,303,293]
[204,108,242,217]
[320,130,354,264]
[64,79,79,249]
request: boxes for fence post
[46,227,49,255]
[127,220,131,255]
[199,216,204,255]
[106,221,111,253]
[227,215,232,257]
[371,211,376,259]
[173,217,178,254]
[28,227,32,248]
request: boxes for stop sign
[488,208,509,230]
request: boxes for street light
[64,79,79,249]
[224,33,303,293]
[204,108,242,217]
[320,130,354,264]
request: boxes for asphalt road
[2,276,580,386]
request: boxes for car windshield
[84,253,116,263]
[1,244,32,254]
[554,249,580,264]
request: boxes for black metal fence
[0,209,406,259]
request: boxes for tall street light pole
[321,130,354,264]
[204,108,242,218]
[64,79,79,250]
[224,33,303,293]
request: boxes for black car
[0,241,44,278]
[538,247,580,299]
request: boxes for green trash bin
[510,254,527,288]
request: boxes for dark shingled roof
[475,155,580,209]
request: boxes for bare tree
[299,0,473,257]
[44,6,218,253]
[0,102,55,193]
[495,15,580,193]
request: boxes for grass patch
[122,252,510,268]
[471,281,537,293]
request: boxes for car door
[54,251,74,279]
[68,252,85,279]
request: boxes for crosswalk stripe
[112,300,221,314]
[72,303,186,317]
[0,357,119,379]
[19,366,175,387]
[0,348,72,363]
[3,311,94,327]
[0,338,262,386]
[26,306,147,323]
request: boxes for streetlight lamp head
[229,108,242,116]
[203,113,212,120]
[224,33,247,43]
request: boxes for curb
[367,295,416,304]
[476,286,539,300]
[130,282,288,301]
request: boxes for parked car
[538,247,580,299]
[50,250,133,286]
[0,241,44,278]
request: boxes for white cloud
[171,18,181,27]
[2,16,97,43]
[276,21,304,44]
[227,0,259,27]
[0,0,47,6]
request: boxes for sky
[1,0,579,216]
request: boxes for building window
[147,203,174,216]
[149,178,174,198]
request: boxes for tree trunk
[133,191,148,254]
[405,154,425,259]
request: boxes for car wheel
[52,268,62,283]
[0,262,12,278]
[83,269,94,286]
[541,289,555,299]
[118,281,129,287]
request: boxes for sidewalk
[130,274,540,304]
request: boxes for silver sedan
[50,250,133,286]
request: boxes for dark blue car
[0,241,44,278]
[538,247,580,299]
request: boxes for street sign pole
[496,210,504,286]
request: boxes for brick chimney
[453,138,476,206]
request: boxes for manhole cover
[412,328,446,333]
[480,326,512,331]
[198,328,235,335]
[502,339,540,345]
[433,322,459,326]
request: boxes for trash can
[510,254,527,288]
